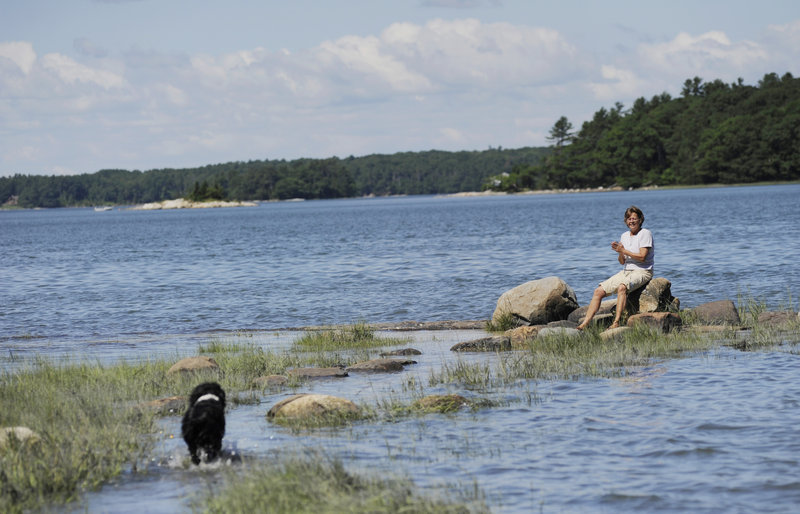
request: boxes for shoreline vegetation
[2,304,798,512]
[2,180,799,211]
[2,73,798,210]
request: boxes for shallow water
[74,330,800,513]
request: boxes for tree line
[488,72,800,191]
[0,148,548,209]
[3,72,798,208]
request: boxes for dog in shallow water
[181,382,226,465]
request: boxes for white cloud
[0,41,37,74]
[588,65,647,101]
[638,30,767,75]
[41,53,125,89]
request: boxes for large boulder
[493,277,578,325]
[690,300,741,325]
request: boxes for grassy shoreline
[1,314,798,512]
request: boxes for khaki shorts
[599,269,653,295]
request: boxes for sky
[1,0,799,177]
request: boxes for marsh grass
[428,324,721,389]
[291,322,410,352]
[0,359,171,513]
[197,454,488,514]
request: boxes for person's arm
[611,241,649,263]
[618,246,649,262]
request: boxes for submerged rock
[252,375,289,388]
[380,348,422,356]
[450,336,511,352]
[346,358,415,372]
[287,367,348,379]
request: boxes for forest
[1,73,798,208]
[0,148,547,208]
[488,72,800,192]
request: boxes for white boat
[93,206,113,212]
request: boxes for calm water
[2,185,800,512]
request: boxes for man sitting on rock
[577,206,654,331]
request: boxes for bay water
[2,184,799,512]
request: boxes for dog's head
[187,382,226,409]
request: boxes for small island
[132,198,258,210]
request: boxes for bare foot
[607,321,620,330]
[576,323,586,331]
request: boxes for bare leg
[577,286,607,330]
[609,284,628,329]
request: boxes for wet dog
[181,382,226,465]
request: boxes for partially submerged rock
[450,336,511,352]
[167,356,220,375]
[412,394,469,413]
[252,375,289,388]
[757,311,798,327]
[492,276,579,325]
[380,348,422,356]
[346,358,415,372]
[267,394,360,423]
[287,367,348,379]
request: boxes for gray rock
[450,336,512,352]
[757,311,797,327]
[537,327,581,338]
[493,276,579,325]
[690,300,741,325]
[346,358,414,372]
[287,367,348,379]
[252,375,289,388]
[380,348,422,356]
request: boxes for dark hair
[624,205,644,224]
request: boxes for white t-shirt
[621,228,654,270]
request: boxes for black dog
[181,382,226,465]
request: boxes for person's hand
[611,241,622,253]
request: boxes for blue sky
[1,0,798,176]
